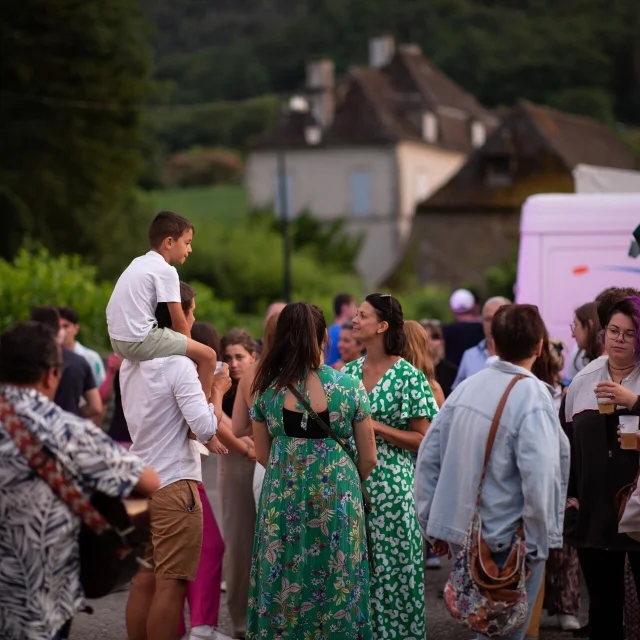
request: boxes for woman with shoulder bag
[416,304,570,640]
[246,302,377,640]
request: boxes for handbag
[443,374,529,638]
[286,384,376,574]
[619,482,640,543]
[616,467,640,523]
[0,395,151,599]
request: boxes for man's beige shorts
[142,479,203,581]
[111,327,188,362]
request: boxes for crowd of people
[2,210,640,640]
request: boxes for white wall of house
[395,141,466,242]
[245,143,465,286]
[246,146,399,285]
[246,146,396,219]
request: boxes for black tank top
[283,408,330,439]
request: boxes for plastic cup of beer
[597,396,615,415]
[620,416,639,450]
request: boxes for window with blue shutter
[274,173,294,219]
[350,171,372,216]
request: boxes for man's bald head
[482,297,512,341]
[264,302,287,327]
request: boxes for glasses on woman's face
[569,322,577,333]
[605,325,636,343]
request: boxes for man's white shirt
[120,355,217,488]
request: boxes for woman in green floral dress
[247,302,378,640]
[345,293,438,640]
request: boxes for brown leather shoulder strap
[482,375,527,472]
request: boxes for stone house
[387,100,638,289]
[246,36,498,286]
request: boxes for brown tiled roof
[395,51,492,122]
[251,47,498,151]
[418,101,637,211]
[519,101,636,171]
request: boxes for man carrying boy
[122,282,231,640]
[107,211,223,448]
[107,210,217,382]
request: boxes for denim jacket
[415,360,570,559]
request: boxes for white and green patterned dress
[343,357,438,640]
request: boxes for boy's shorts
[111,327,188,361]
[141,479,203,581]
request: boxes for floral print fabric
[247,366,373,639]
[343,357,438,640]
[0,385,145,640]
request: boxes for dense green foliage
[1,0,153,270]
[143,0,640,124]
[0,249,261,353]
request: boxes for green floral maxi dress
[343,357,438,640]
[247,365,374,640]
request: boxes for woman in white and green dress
[344,293,439,640]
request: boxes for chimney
[305,59,335,129]
[369,35,395,68]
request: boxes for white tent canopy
[573,164,640,193]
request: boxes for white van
[515,193,640,351]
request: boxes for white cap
[450,289,475,314]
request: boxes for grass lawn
[150,185,248,225]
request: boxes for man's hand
[212,362,232,395]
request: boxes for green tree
[0,0,152,267]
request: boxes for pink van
[516,194,640,352]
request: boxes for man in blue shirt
[326,293,357,366]
[452,296,511,390]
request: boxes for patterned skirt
[543,544,581,616]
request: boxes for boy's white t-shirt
[107,251,181,342]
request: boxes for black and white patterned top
[0,385,145,640]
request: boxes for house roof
[417,100,637,211]
[251,46,497,152]
[519,100,636,171]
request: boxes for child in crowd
[107,210,223,451]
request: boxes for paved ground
[70,455,586,639]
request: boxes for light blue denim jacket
[415,360,570,559]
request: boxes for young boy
[107,211,225,453]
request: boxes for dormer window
[471,121,486,148]
[422,112,438,144]
[484,154,514,187]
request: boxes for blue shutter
[350,171,372,216]
[275,173,294,219]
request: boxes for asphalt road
[70,455,587,640]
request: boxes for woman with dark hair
[416,305,569,640]
[562,293,640,640]
[345,293,438,640]
[217,328,258,640]
[246,302,377,639]
[177,321,248,640]
[530,334,582,633]
[569,302,605,374]
[420,319,458,397]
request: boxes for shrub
[163,147,244,187]
[0,249,267,354]
[0,249,113,352]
